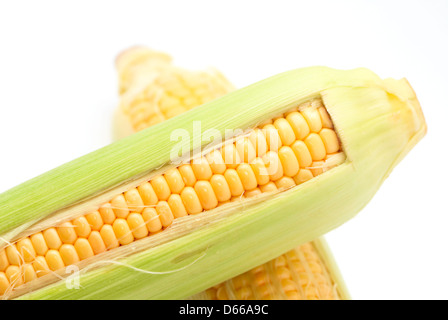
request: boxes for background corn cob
[112,47,349,300]
[193,240,346,300]
[114,46,235,139]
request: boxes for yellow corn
[0,50,425,299]
[196,242,339,300]
[114,47,234,139]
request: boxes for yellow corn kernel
[224,169,245,197]
[210,175,232,203]
[275,176,296,190]
[32,256,50,278]
[0,250,9,272]
[274,118,296,146]
[164,168,185,194]
[236,163,258,191]
[100,225,119,250]
[29,233,48,257]
[250,157,270,186]
[88,231,107,255]
[216,286,229,300]
[259,181,278,193]
[206,150,227,174]
[231,196,244,202]
[318,106,334,129]
[99,203,116,225]
[263,151,284,181]
[74,238,95,261]
[180,187,203,214]
[286,111,310,140]
[85,211,104,232]
[150,175,171,201]
[113,219,134,246]
[5,265,23,288]
[23,264,37,283]
[110,194,130,219]
[127,213,149,239]
[291,140,313,168]
[142,208,163,233]
[194,181,218,210]
[178,164,197,187]
[59,244,80,266]
[0,272,10,295]
[244,188,262,198]
[310,161,325,176]
[57,222,78,245]
[319,128,340,154]
[167,194,188,218]
[124,189,145,213]
[293,169,314,184]
[6,245,21,266]
[72,216,92,238]
[155,201,174,228]
[278,146,300,177]
[304,133,326,161]
[137,182,158,207]
[301,105,323,133]
[191,157,213,180]
[45,250,65,271]
[16,238,36,263]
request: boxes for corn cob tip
[114,46,235,139]
[116,46,173,94]
[115,46,172,71]
[380,77,427,172]
[386,77,426,134]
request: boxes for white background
[0,0,447,300]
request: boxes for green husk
[312,237,350,300]
[0,67,425,299]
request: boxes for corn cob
[0,63,425,299]
[113,47,347,300]
[114,47,234,139]
[194,240,344,300]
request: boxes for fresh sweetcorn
[0,53,426,299]
[114,47,234,139]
